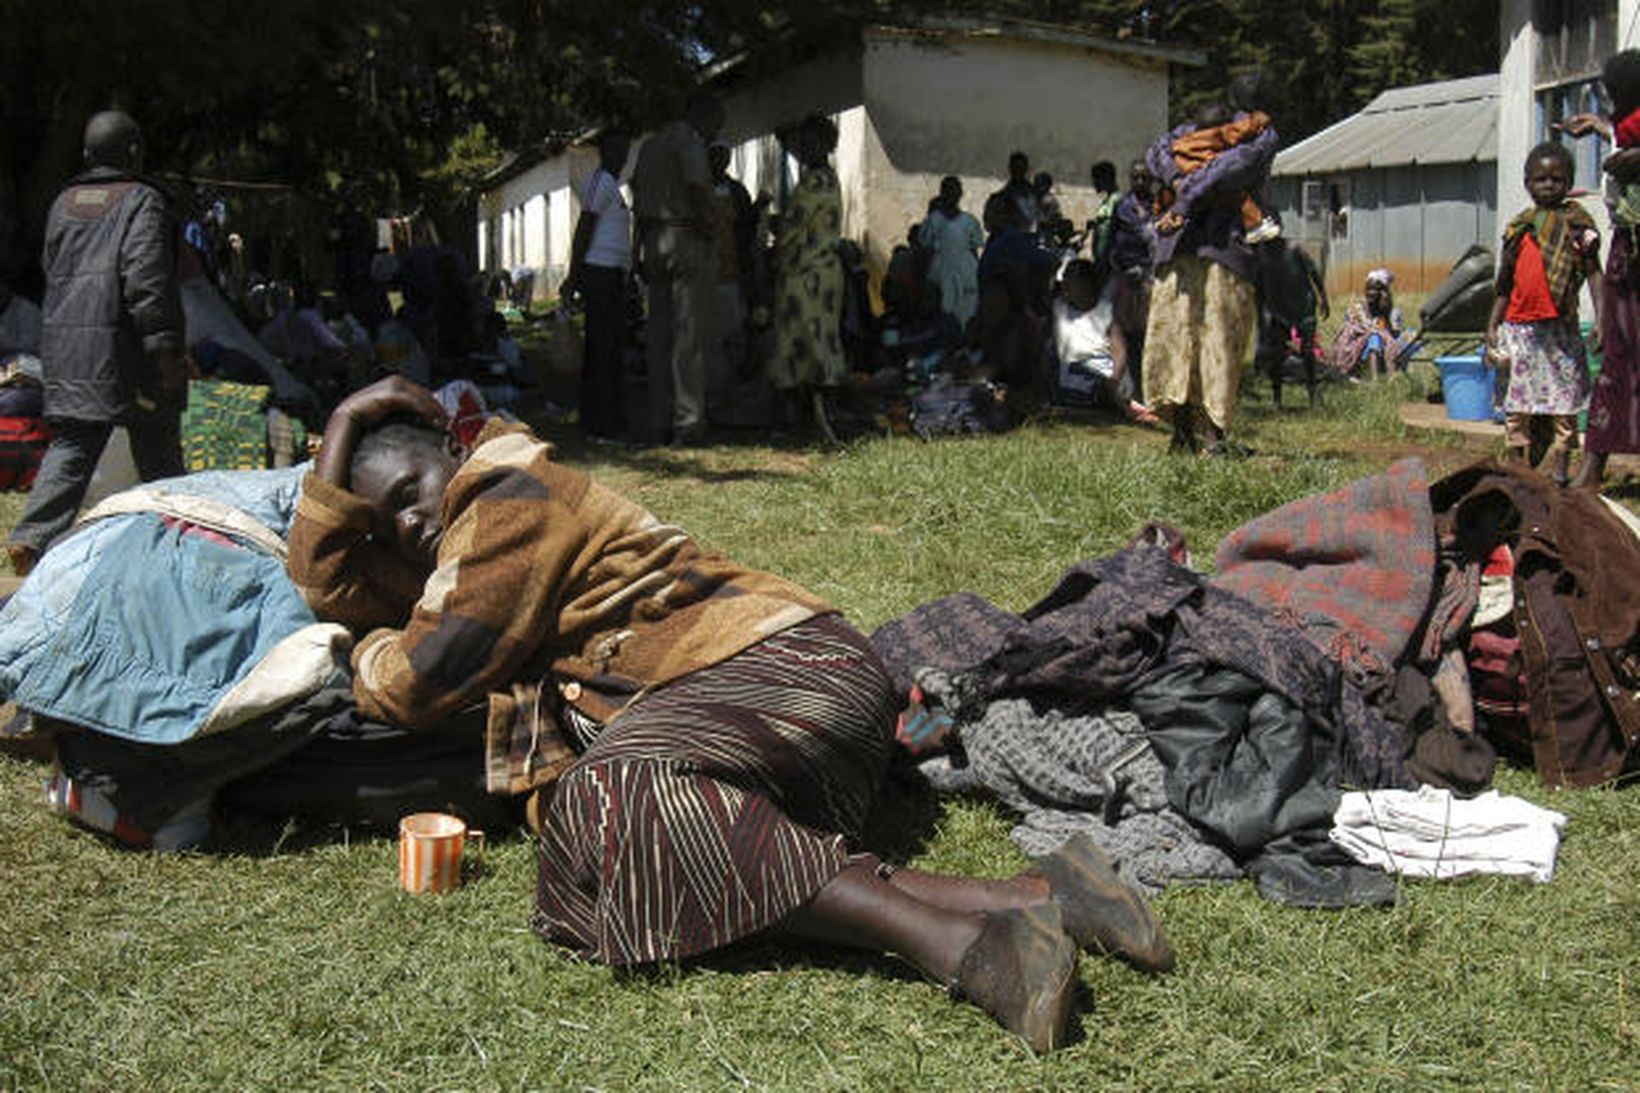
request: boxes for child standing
[1487,141,1601,484]
[1253,220,1329,408]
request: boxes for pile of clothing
[874,458,1638,905]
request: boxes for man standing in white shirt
[564,131,634,444]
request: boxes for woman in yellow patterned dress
[770,114,845,441]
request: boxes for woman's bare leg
[878,865,1049,915]
[782,861,1078,1053]
[783,860,982,982]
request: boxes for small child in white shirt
[1051,259,1157,422]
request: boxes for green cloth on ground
[181,380,272,471]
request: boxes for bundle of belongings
[0,356,50,490]
[0,463,515,850]
[0,287,49,490]
[180,266,322,472]
[873,458,1635,906]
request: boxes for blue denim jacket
[0,465,349,744]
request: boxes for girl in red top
[1487,141,1602,484]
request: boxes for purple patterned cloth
[872,545,1410,790]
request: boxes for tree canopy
[0,1,1496,291]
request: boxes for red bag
[0,416,52,490]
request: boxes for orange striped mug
[398,812,485,894]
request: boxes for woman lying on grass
[287,376,1174,1052]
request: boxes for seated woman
[1328,269,1409,379]
[1049,259,1160,423]
[287,376,1174,1053]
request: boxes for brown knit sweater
[287,419,832,793]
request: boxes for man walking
[6,110,185,576]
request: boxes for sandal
[1024,833,1174,973]
[950,902,1078,1054]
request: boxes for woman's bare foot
[1571,451,1606,491]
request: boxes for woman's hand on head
[316,376,448,488]
[336,375,449,432]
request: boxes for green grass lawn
[2,375,1636,1090]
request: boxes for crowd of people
[560,77,1323,450]
[0,110,541,577]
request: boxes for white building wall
[858,28,1170,273]
[1497,0,1537,223]
[476,149,603,300]
[474,28,1177,297]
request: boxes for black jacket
[40,166,183,421]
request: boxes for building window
[1532,0,1616,87]
[1533,0,1616,192]
[1301,180,1327,229]
[1329,180,1352,242]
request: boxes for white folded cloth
[1330,785,1567,883]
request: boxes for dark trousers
[8,408,184,554]
[579,264,630,439]
[1255,312,1318,405]
[56,680,519,844]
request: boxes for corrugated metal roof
[1272,73,1498,177]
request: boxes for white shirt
[1053,290,1117,375]
[581,168,632,270]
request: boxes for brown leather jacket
[1432,463,1640,787]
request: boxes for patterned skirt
[1498,318,1589,415]
[532,614,897,965]
[1142,255,1257,430]
[1588,231,1640,454]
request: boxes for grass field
[2,373,1636,1091]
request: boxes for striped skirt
[532,614,897,965]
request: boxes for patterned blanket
[1211,458,1435,685]
[182,380,271,471]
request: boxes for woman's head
[1089,161,1117,196]
[793,113,838,166]
[1227,71,1271,116]
[1523,141,1575,208]
[597,130,632,175]
[1364,269,1394,313]
[1603,49,1640,120]
[1061,258,1102,310]
[939,175,962,207]
[349,419,462,570]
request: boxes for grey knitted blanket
[910,669,1241,894]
